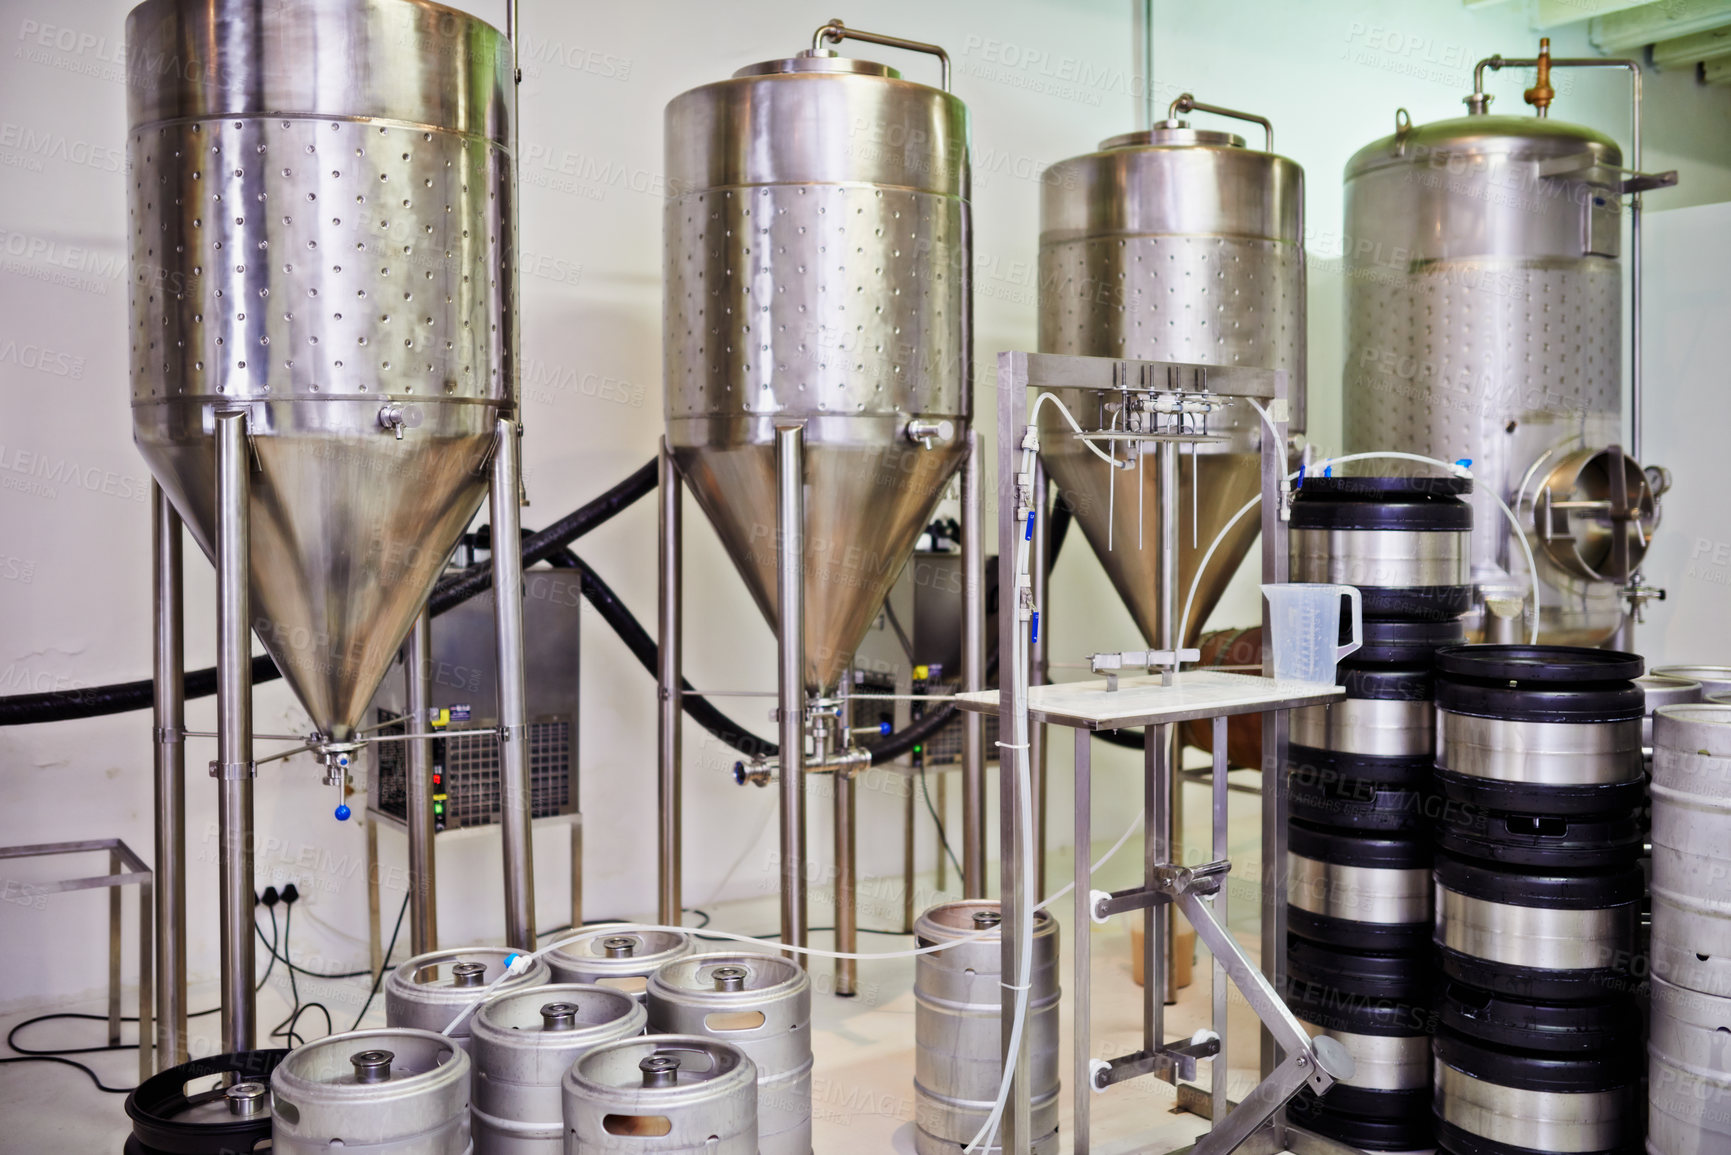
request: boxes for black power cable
[348,891,411,1032]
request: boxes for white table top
[952,669,1344,730]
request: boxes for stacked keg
[646,954,813,1155]
[385,947,552,1054]
[1430,646,1647,1155]
[1648,704,1731,1152]
[1285,475,1473,1152]
[546,925,694,1004]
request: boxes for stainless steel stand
[212,411,255,1054]
[961,428,987,898]
[0,840,153,1082]
[981,351,1349,1155]
[404,609,438,955]
[151,483,186,1071]
[490,416,536,950]
[657,439,683,926]
[776,423,809,962]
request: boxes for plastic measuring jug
[1261,583,1363,683]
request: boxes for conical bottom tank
[1038,121,1305,644]
[126,0,516,740]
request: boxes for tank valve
[1524,38,1555,116]
[321,743,360,821]
[905,418,955,449]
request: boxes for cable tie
[999,980,1031,992]
[994,741,1029,750]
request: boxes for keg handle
[1167,94,1274,153]
[811,20,952,91]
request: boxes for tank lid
[734,51,899,80]
[1346,113,1620,180]
[1100,121,1246,151]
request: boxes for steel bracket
[1092,859,1230,920]
[208,760,257,780]
[1095,1036,1220,1089]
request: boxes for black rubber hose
[428,459,657,616]
[547,549,777,759]
[0,460,660,727]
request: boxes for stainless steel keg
[914,901,1060,1155]
[545,927,693,1004]
[1433,1028,1640,1155]
[471,984,646,1154]
[1652,665,1731,698]
[563,1035,757,1154]
[1649,974,1731,1155]
[1288,823,1430,951]
[270,1028,471,1154]
[1650,705,1731,997]
[1289,477,1474,620]
[1638,673,1703,749]
[386,948,551,1050]
[1433,852,1642,1000]
[1433,646,1646,816]
[646,954,811,1155]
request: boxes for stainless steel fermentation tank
[1039,97,1305,652]
[1343,43,1676,646]
[128,0,534,1059]
[659,22,980,988]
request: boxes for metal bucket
[1650,705,1731,997]
[386,948,551,1051]
[471,984,646,1154]
[914,901,1060,1155]
[544,927,692,1004]
[1649,974,1731,1155]
[563,1035,757,1154]
[646,954,811,1155]
[270,1028,471,1154]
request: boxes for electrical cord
[0,1055,131,1094]
[348,891,411,1032]
[918,762,963,877]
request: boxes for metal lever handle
[812,19,951,91]
[1168,94,1274,153]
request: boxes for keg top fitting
[711,966,749,992]
[601,936,638,958]
[540,1002,580,1031]
[451,962,487,988]
[350,1050,394,1084]
[224,1081,268,1116]
[972,910,1002,929]
[640,1055,681,1087]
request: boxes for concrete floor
[0,778,1300,1154]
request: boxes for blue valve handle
[334,803,351,821]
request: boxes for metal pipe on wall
[776,423,809,962]
[657,440,683,926]
[151,483,186,1071]
[213,412,255,1054]
[404,609,437,955]
[961,428,987,898]
[490,416,536,950]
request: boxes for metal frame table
[0,839,154,1081]
[975,350,1360,1155]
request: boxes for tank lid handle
[811,19,951,91]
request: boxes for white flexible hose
[1030,389,1126,470]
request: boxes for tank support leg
[657,440,683,927]
[491,416,536,950]
[213,411,256,1054]
[152,483,187,1071]
[776,424,808,962]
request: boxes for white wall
[2,0,1728,1014]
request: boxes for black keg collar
[125,1049,290,1149]
[1435,644,1644,685]
[1297,475,1473,498]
